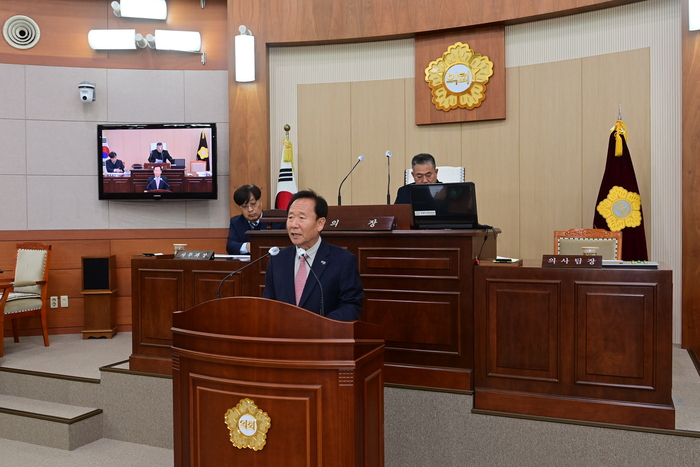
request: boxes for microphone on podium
[385,150,392,205]
[337,155,364,206]
[297,248,324,317]
[216,246,280,299]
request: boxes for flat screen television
[98,123,217,200]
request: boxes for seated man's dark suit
[145,176,170,191]
[148,149,174,164]
[263,239,363,321]
[106,159,125,173]
[226,214,283,255]
[394,180,442,204]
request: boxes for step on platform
[0,394,103,450]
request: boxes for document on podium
[214,254,251,261]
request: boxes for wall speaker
[82,256,116,291]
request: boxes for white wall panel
[25,66,107,122]
[26,175,108,230]
[0,176,28,230]
[0,119,26,175]
[0,64,25,120]
[107,69,185,123]
[0,64,229,232]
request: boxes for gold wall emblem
[425,42,494,112]
[225,398,271,451]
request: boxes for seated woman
[226,184,284,255]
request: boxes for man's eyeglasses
[240,199,259,210]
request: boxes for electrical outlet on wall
[60,295,68,307]
[50,296,58,308]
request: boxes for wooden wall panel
[414,26,506,125]
[0,0,229,69]
[519,59,582,259]
[350,79,407,206]
[575,284,654,387]
[487,282,559,381]
[682,0,700,352]
[1,228,228,338]
[461,68,521,258]
[581,48,651,247]
[297,82,352,203]
[234,0,643,44]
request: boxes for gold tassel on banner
[609,119,627,157]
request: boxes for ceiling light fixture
[111,0,167,20]
[691,0,700,31]
[88,29,137,50]
[235,25,255,82]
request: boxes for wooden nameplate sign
[324,216,396,231]
[542,255,602,268]
[175,250,215,260]
[260,211,397,231]
[144,162,172,169]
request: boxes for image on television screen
[98,123,217,200]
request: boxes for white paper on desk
[214,254,250,261]
[496,256,519,261]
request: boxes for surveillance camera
[78,81,95,102]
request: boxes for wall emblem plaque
[425,42,494,112]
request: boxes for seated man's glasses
[240,199,259,210]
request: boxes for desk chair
[190,161,207,172]
[404,166,465,184]
[554,228,622,260]
[0,242,52,357]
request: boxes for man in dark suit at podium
[145,166,171,191]
[394,153,441,204]
[263,190,363,321]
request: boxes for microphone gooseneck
[216,246,280,299]
[385,150,392,205]
[337,155,364,206]
[297,248,324,317]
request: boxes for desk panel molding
[474,263,674,429]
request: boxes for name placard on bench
[542,255,602,268]
[324,216,395,231]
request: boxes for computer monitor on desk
[409,182,480,229]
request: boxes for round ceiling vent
[3,15,41,50]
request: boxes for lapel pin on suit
[321,260,326,265]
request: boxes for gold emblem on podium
[596,185,642,231]
[425,42,494,111]
[225,398,271,451]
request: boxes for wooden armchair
[554,229,622,260]
[0,242,52,357]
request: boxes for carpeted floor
[0,332,132,380]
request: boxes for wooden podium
[172,296,385,467]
